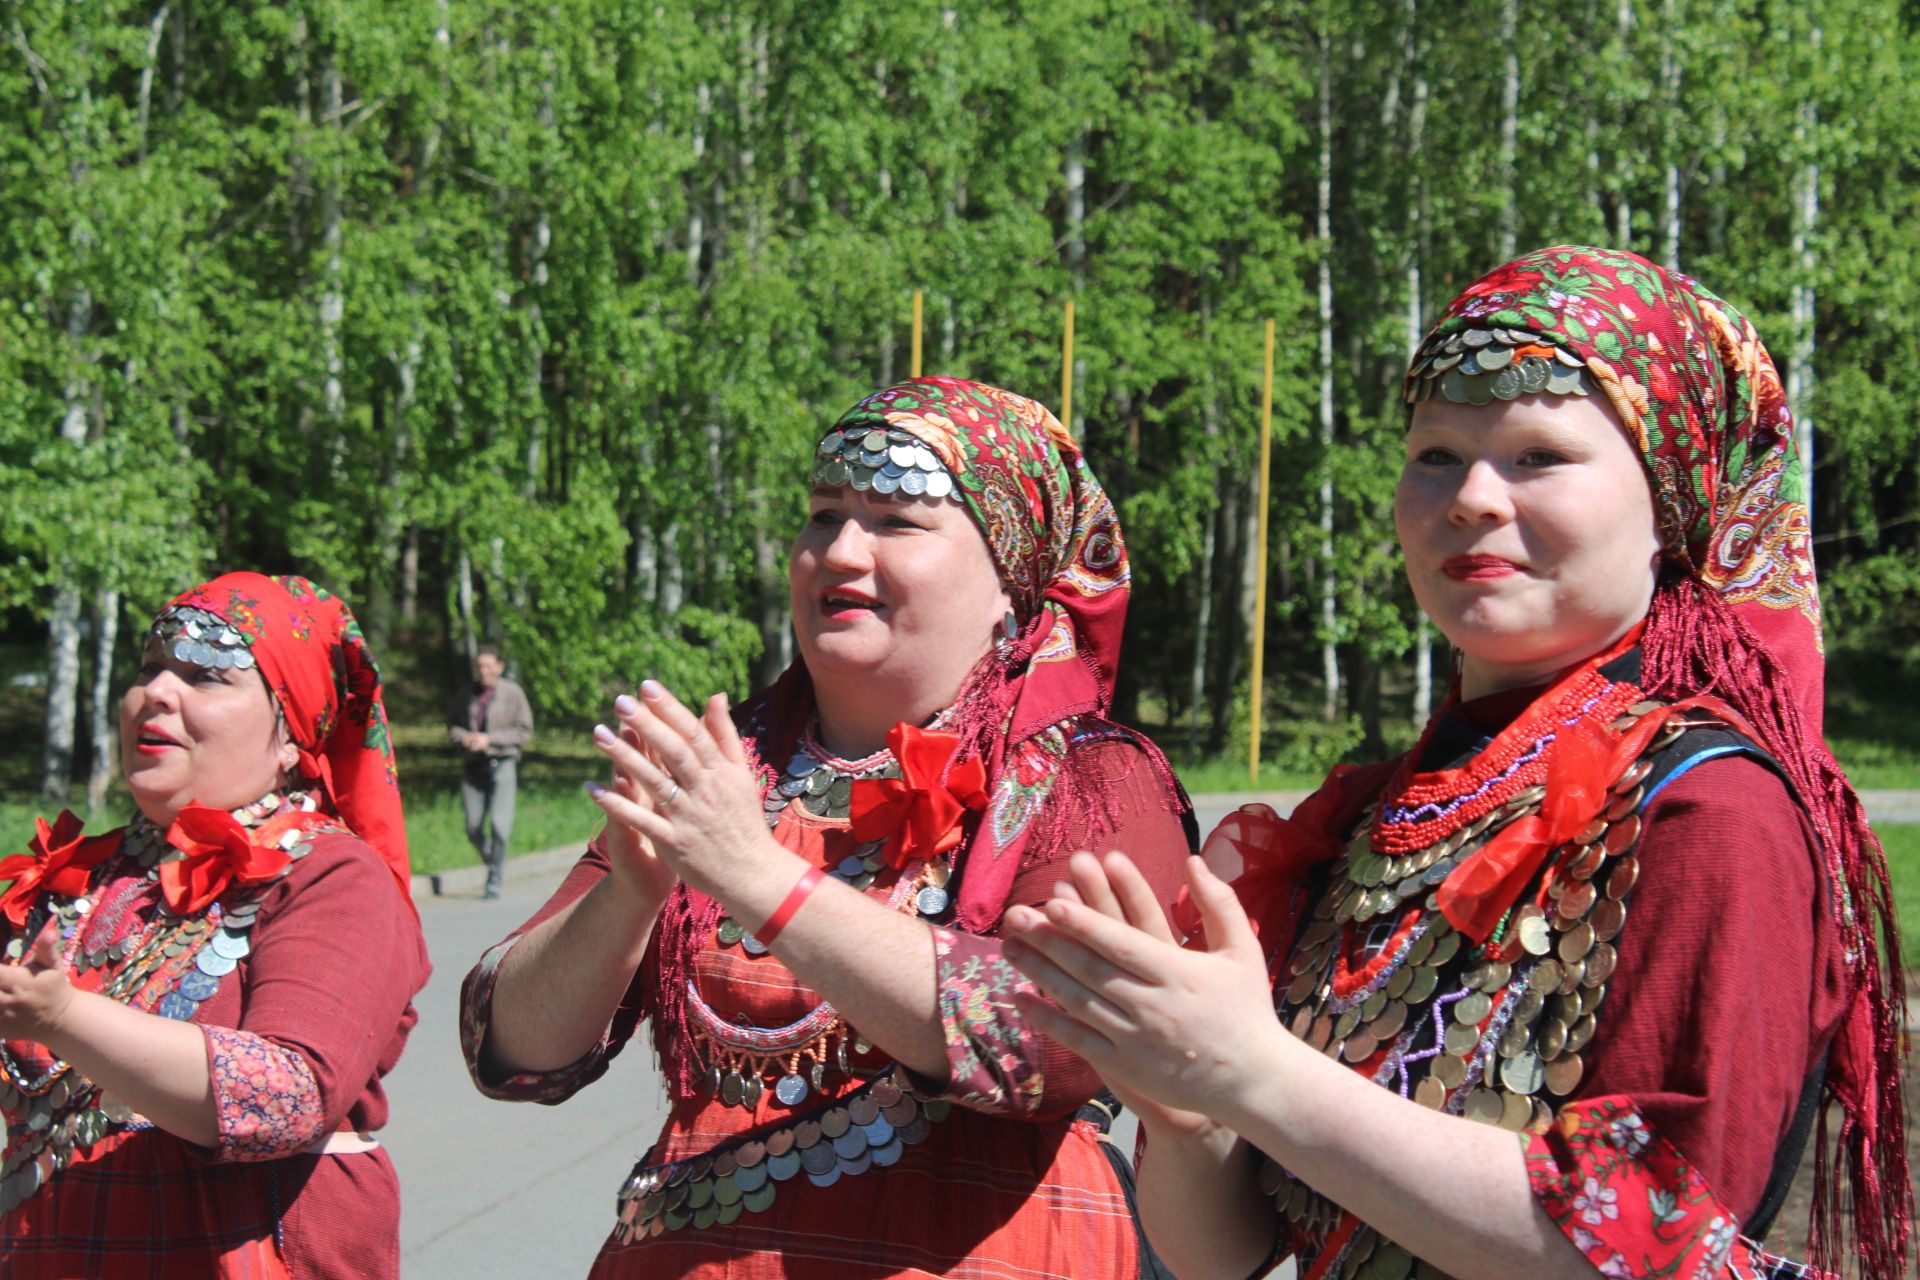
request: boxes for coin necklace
[697,717,957,1111]
[0,791,334,1215]
[1257,686,1693,1280]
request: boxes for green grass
[1878,824,1920,969]
[1169,758,1324,795]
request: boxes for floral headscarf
[1411,247,1906,1274]
[1409,246,1821,726]
[159,573,411,902]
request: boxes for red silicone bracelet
[756,866,826,946]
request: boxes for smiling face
[1396,393,1663,698]
[789,484,1012,731]
[120,637,297,825]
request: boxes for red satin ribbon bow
[1434,695,1744,944]
[0,811,118,929]
[159,804,302,917]
[848,724,989,870]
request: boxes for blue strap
[1641,742,1759,806]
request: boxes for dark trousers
[461,756,518,887]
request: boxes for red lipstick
[819,586,880,621]
[1441,554,1522,582]
[134,724,182,754]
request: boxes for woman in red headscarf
[460,378,1194,1277]
[1002,248,1909,1280]
[0,573,430,1279]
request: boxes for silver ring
[659,781,680,808]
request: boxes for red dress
[1231,648,1849,1280]
[461,729,1190,1278]
[1,822,429,1279]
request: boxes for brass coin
[1453,992,1492,1025]
[1580,983,1607,1016]
[1501,1051,1545,1095]
[1499,1090,1534,1131]
[1568,843,1606,880]
[1431,1054,1469,1088]
[1529,1098,1556,1134]
[1628,698,1662,716]
[819,1107,852,1139]
[1566,1012,1597,1054]
[1289,1006,1315,1039]
[1472,960,1511,993]
[1591,898,1626,942]
[686,1179,714,1210]
[1498,1021,1531,1059]
[1308,1012,1334,1052]
[1404,928,1437,968]
[712,1173,742,1206]
[1443,1022,1481,1056]
[1615,757,1654,791]
[1300,920,1337,950]
[1512,990,1544,1026]
[1334,1007,1363,1041]
[1414,1076,1448,1110]
[881,1096,919,1128]
[1528,959,1563,995]
[1257,1159,1286,1197]
[1556,880,1596,919]
[1386,965,1415,999]
[791,1121,822,1150]
[1369,999,1408,1043]
[1341,1029,1380,1064]
[1373,1243,1414,1278]
[1362,988,1390,1021]
[1426,929,1462,967]
[1603,814,1642,856]
[1558,922,1595,963]
[1516,911,1552,957]
[1607,856,1640,900]
[1405,966,1439,1004]
[1605,785,1644,822]
[849,1096,881,1126]
[1464,1088,1505,1125]
[1333,887,1361,924]
[1287,969,1320,1006]
[1549,991,1583,1026]
[1583,942,1617,986]
[735,1140,766,1169]
[1557,957,1586,994]
[1537,1016,1569,1059]
[1544,1051,1586,1096]
[1288,946,1324,977]
[1575,817,1607,846]
[870,1078,904,1108]
[712,1152,738,1178]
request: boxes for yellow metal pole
[1249,318,1276,785]
[1060,300,1076,428]
[911,289,924,378]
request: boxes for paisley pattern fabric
[1408,247,1820,712]
[163,573,411,901]
[206,1026,326,1162]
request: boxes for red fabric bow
[848,724,989,870]
[1434,694,1750,943]
[0,811,118,929]
[159,804,300,916]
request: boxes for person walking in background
[450,644,534,899]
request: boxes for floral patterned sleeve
[1527,1098,1828,1280]
[929,736,1192,1122]
[457,841,646,1103]
[204,1026,326,1162]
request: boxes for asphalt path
[385,788,1920,1275]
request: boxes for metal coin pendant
[774,1074,809,1107]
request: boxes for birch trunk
[319,53,344,429]
[1613,0,1634,246]
[1065,131,1087,435]
[1316,35,1340,722]
[85,590,119,813]
[1659,0,1682,269]
[137,5,169,160]
[1789,26,1820,526]
[1406,0,1434,727]
[1497,0,1518,260]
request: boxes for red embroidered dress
[461,379,1194,1277]
[461,726,1189,1278]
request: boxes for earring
[1001,611,1019,642]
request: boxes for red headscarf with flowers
[1411,247,1905,1275]
[161,573,411,903]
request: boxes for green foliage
[3,0,1918,786]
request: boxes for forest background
[3,0,1917,931]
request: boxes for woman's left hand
[0,921,78,1043]
[589,680,782,899]
[1002,852,1286,1121]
